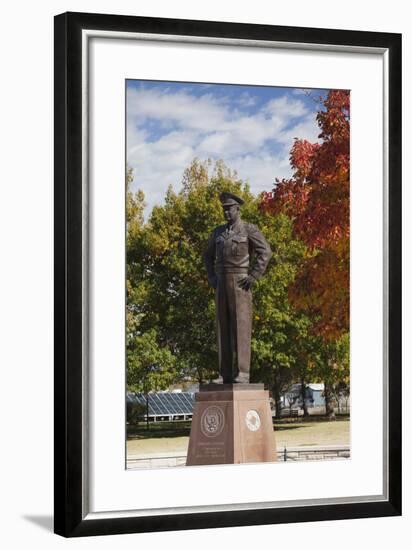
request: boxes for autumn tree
[316,333,350,418]
[127,152,349,419]
[126,166,146,339]
[127,328,177,393]
[127,158,319,401]
[126,167,179,392]
[127,159,252,384]
[248,212,318,418]
[261,90,350,341]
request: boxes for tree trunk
[271,369,282,419]
[300,378,309,417]
[197,367,204,385]
[273,385,282,420]
[324,381,336,420]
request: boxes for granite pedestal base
[186,384,277,466]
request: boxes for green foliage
[127,159,255,384]
[126,158,350,401]
[127,328,177,392]
[126,400,146,425]
[316,332,350,385]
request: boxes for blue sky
[126,80,329,216]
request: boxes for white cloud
[127,87,232,132]
[292,88,313,95]
[225,151,294,195]
[235,92,257,108]
[263,95,307,118]
[276,118,321,146]
[127,87,321,216]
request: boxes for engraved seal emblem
[201,406,225,437]
[245,410,261,432]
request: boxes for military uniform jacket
[204,219,272,283]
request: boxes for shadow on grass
[128,422,191,440]
[127,415,350,440]
[273,424,308,431]
[273,415,350,431]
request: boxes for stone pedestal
[186,384,277,466]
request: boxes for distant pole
[284,446,287,462]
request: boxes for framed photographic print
[54,11,402,537]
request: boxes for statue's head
[219,192,244,225]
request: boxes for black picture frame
[54,11,402,537]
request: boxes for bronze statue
[204,192,272,384]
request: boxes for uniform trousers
[215,272,252,381]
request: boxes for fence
[279,406,350,417]
[280,445,350,461]
[127,445,350,469]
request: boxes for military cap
[219,192,244,206]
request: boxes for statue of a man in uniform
[204,192,272,384]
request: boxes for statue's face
[223,204,240,224]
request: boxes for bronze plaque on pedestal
[186,384,277,466]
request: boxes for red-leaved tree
[261,90,350,340]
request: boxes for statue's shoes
[210,376,235,384]
[233,375,250,384]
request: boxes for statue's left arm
[247,225,272,281]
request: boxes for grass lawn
[273,417,350,449]
[127,416,350,458]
